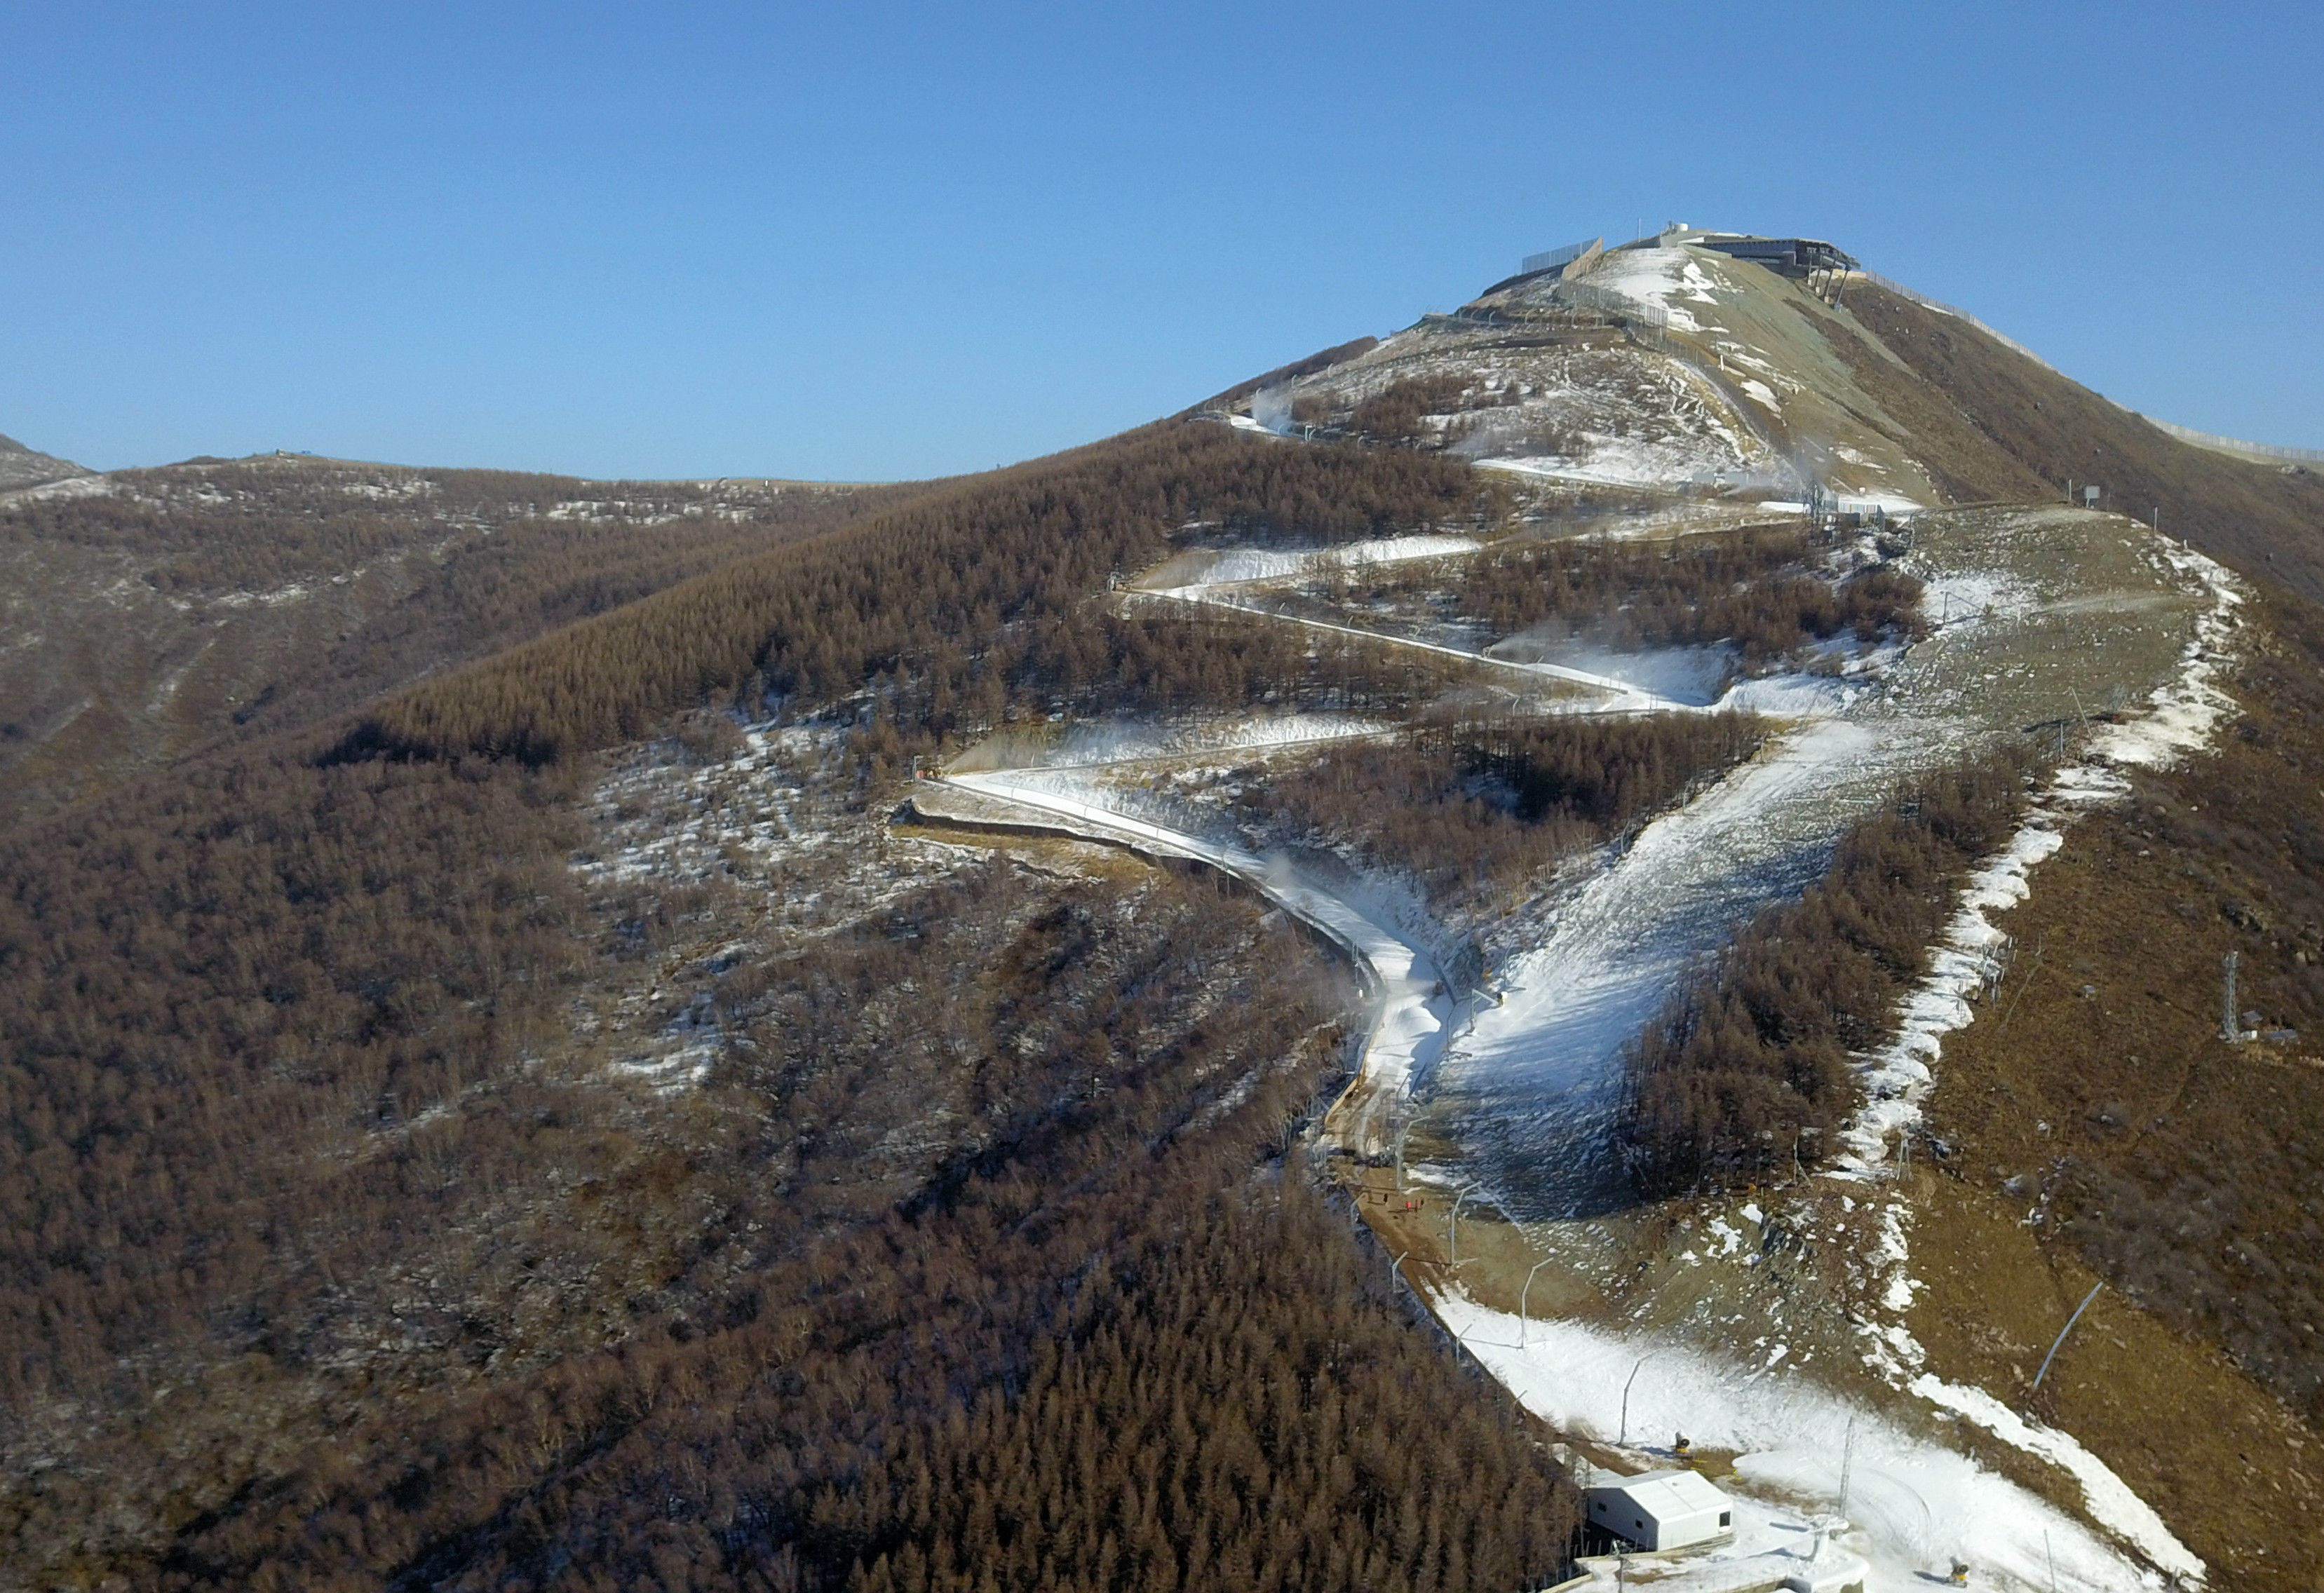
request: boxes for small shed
[1585,1469,1734,1552]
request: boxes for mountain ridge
[0,431,90,492]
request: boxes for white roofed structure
[1586,1468,1735,1552]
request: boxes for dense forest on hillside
[0,461,933,825]
[336,428,1502,766]
[1623,754,2029,1192]
[0,726,1578,1585]
[154,866,1577,1589]
[1184,712,1768,920]
[834,600,1485,789]
[0,461,914,596]
[1302,525,1925,666]
[0,422,1579,1586]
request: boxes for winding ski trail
[914,505,2232,1590]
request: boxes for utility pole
[2222,951,2242,1043]
[1520,1256,1552,1348]
[1449,1186,1471,1269]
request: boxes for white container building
[1585,1468,1735,1552]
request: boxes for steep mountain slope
[1846,284,2324,599]
[1252,243,1945,510]
[0,433,1558,1591]
[4,233,2320,1590]
[919,240,2318,1589]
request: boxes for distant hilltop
[0,432,92,492]
[1521,226,1858,288]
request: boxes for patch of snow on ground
[1717,670,1854,717]
[1919,569,2032,628]
[1429,1293,2180,1592]
[2083,545,2242,771]
[0,474,113,505]
[1483,638,1731,707]
[1583,248,1707,334]
[1832,490,1928,514]
[1480,437,1751,492]
[1907,1375,2205,1585]
[1677,257,1722,304]
[1837,541,2242,1172]
[1833,822,2065,1171]
[1187,534,1481,587]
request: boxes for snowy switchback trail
[924,769,1457,1156]
[916,506,2222,1587]
[1130,585,1687,707]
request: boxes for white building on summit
[1586,1469,1735,1551]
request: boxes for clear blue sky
[6,1,2318,480]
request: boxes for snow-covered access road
[929,768,1454,1155]
[1133,585,1689,707]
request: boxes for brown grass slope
[1884,592,2324,1592]
[1844,285,2324,597]
[1826,284,2324,1421]
[1931,588,2324,1425]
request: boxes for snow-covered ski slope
[1433,1293,2201,1593]
[1439,508,2219,1214]
[914,497,2228,1589]
[907,236,2250,1583]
